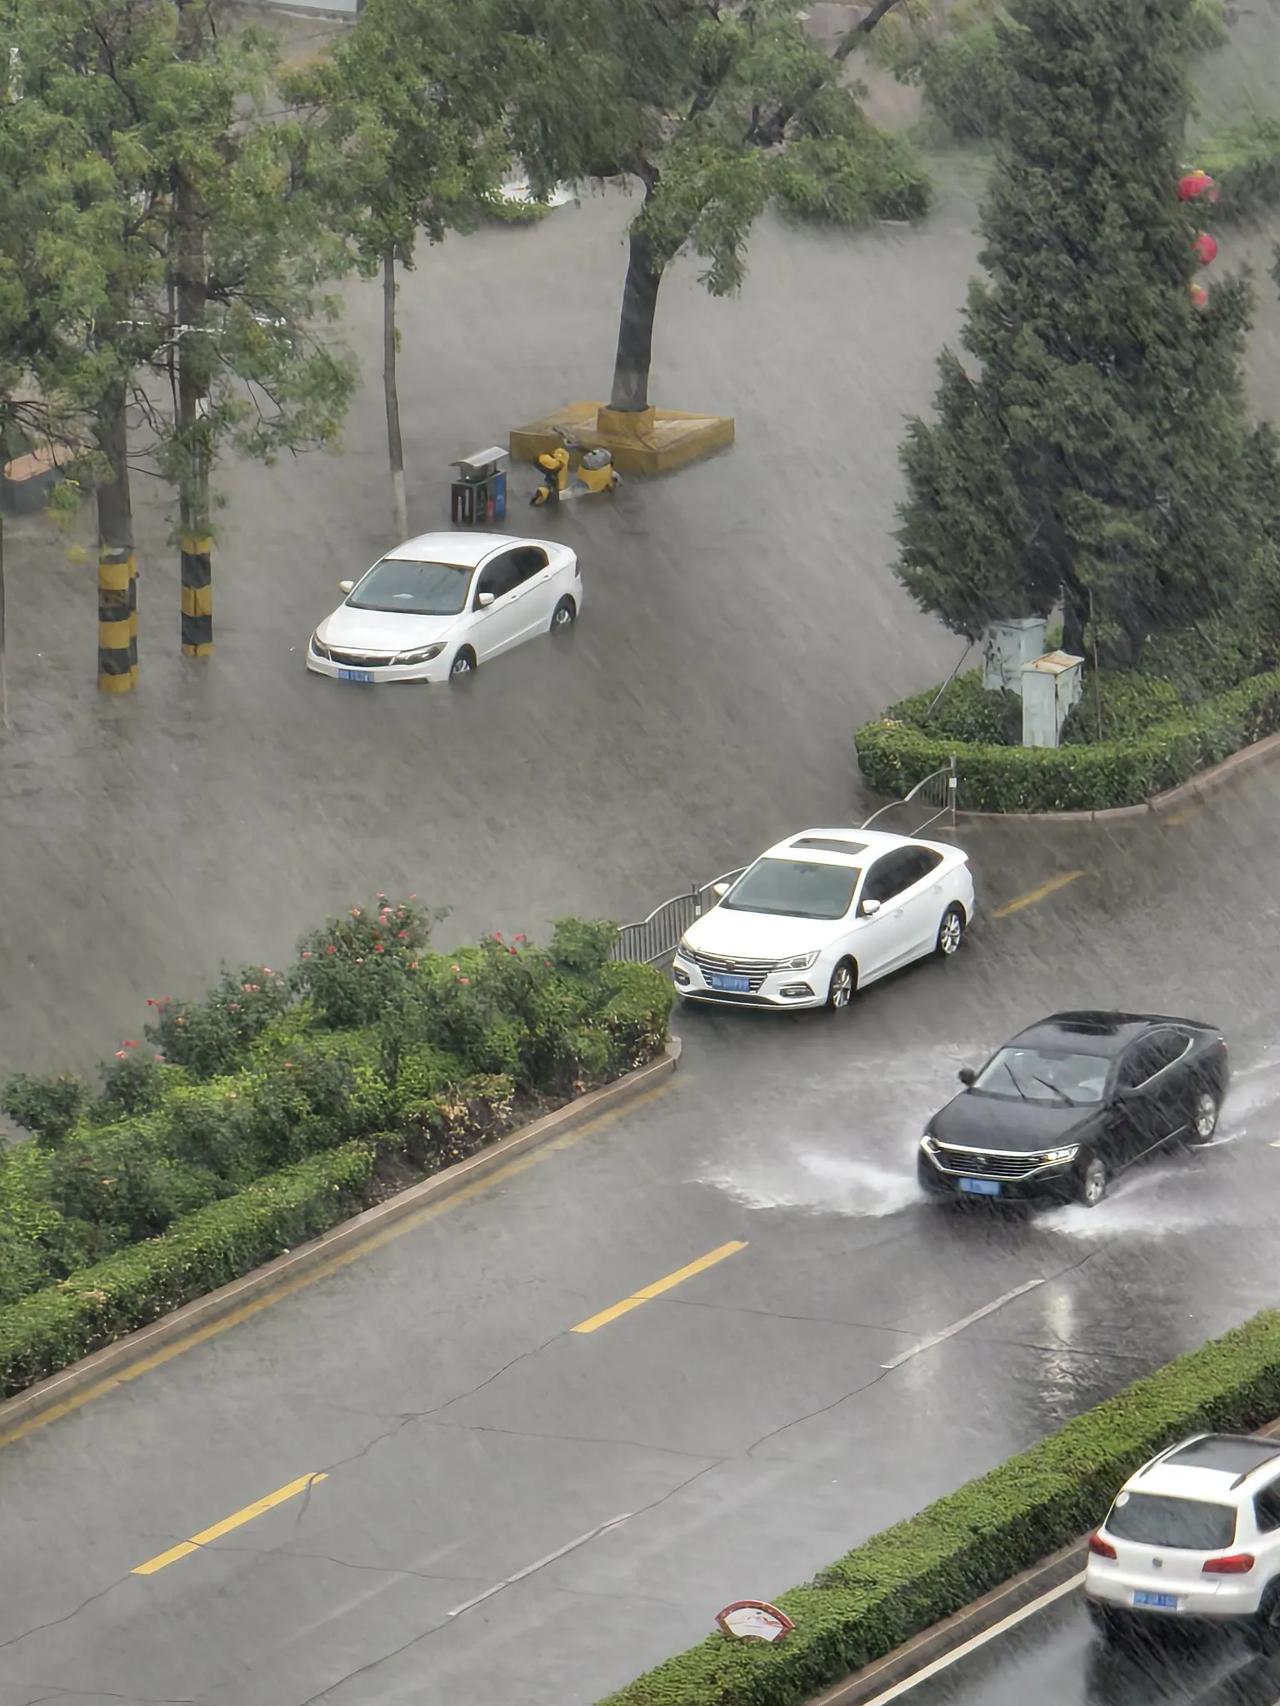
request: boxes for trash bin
[450,447,509,526]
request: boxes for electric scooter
[530,429,621,506]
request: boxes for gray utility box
[1021,651,1085,748]
[984,617,1047,694]
[450,447,508,527]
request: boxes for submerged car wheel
[1247,1583,1280,1654]
[1189,1088,1220,1143]
[550,596,577,630]
[935,904,966,958]
[449,647,476,681]
[826,958,856,1012]
[1078,1153,1108,1208]
[1086,1601,1128,1645]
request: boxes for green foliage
[856,667,1280,811]
[772,129,931,223]
[919,21,1009,142]
[885,669,1022,745]
[1202,114,1280,220]
[894,0,1279,668]
[597,1309,1280,1705]
[0,902,670,1355]
[1060,671,1185,745]
[0,1141,380,1398]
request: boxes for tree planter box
[510,400,735,477]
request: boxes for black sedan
[917,1010,1229,1208]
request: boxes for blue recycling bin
[451,447,509,526]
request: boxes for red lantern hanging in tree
[1178,168,1219,203]
[1189,281,1210,311]
[1193,231,1219,266]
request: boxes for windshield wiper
[1000,1060,1031,1101]
[1033,1073,1080,1105]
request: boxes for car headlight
[675,937,697,962]
[1041,1145,1080,1165]
[310,632,330,660]
[775,950,819,971]
[393,642,446,666]
[920,1133,937,1153]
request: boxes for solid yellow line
[992,870,1085,919]
[571,1240,748,1335]
[132,1472,327,1575]
[0,1082,672,1456]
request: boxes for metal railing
[860,755,958,836]
[612,868,746,965]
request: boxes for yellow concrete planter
[510,401,735,476]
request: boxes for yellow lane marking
[0,1081,673,1455]
[571,1240,748,1335]
[991,870,1085,919]
[1164,804,1203,826]
[133,1472,327,1575]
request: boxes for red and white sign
[715,1600,796,1643]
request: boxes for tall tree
[286,0,509,541]
[504,0,923,414]
[894,0,1276,665]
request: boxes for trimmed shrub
[886,669,1021,746]
[0,1141,380,1398]
[1201,114,1280,221]
[598,1310,1280,1705]
[143,966,293,1079]
[1060,671,1184,745]
[856,667,1280,813]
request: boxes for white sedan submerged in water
[673,827,975,1011]
[307,531,582,684]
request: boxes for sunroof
[791,837,867,855]
[1164,1436,1280,1476]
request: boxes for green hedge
[1201,114,1280,221]
[0,1140,380,1397]
[598,1309,1280,1705]
[856,666,1280,812]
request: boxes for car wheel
[1086,1601,1128,1644]
[550,596,577,631]
[1078,1153,1108,1208]
[1247,1583,1280,1654]
[1189,1087,1220,1144]
[826,958,856,1012]
[935,904,966,958]
[449,647,476,681]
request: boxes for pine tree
[895,0,1276,668]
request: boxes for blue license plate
[338,669,374,683]
[959,1177,1002,1197]
[709,973,751,993]
[1133,1591,1178,1610]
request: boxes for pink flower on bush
[114,1049,127,1060]
[451,963,460,973]
[326,945,337,955]
[373,943,385,954]
[458,975,471,985]
[491,931,503,942]
[301,950,313,959]
[397,930,407,939]
[122,1039,139,1048]
[154,1053,165,1062]
[514,933,526,944]
[350,907,362,918]
[409,960,419,970]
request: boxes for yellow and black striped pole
[97,546,135,694]
[180,535,212,656]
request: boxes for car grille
[687,949,777,992]
[327,647,396,667]
[934,1144,1042,1180]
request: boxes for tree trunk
[95,381,137,693]
[176,172,212,658]
[1061,581,1088,658]
[382,248,407,541]
[609,229,664,413]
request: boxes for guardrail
[612,868,746,965]
[860,755,958,835]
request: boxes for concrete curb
[0,1040,680,1436]
[809,1410,1280,1704]
[956,729,1280,824]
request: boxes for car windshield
[1106,1492,1236,1551]
[347,558,472,615]
[973,1047,1108,1104]
[721,857,859,921]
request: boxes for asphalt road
[4,762,1280,1705]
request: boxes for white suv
[1085,1433,1280,1649]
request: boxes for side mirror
[711,882,729,900]
[476,591,495,609]
[959,1067,977,1088]
[338,579,354,594]
[860,897,882,918]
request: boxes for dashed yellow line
[132,1472,327,1575]
[571,1241,748,1334]
[992,870,1085,919]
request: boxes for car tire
[550,596,577,631]
[1247,1583,1280,1654]
[935,904,967,958]
[1086,1600,1128,1644]
[826,958,856,1013]
[1077,1153,1108,1208]
[1188,1087,1221,1145]
[449,647,477,681]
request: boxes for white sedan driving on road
[307,531,582,684]
[673,827,975,1011]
